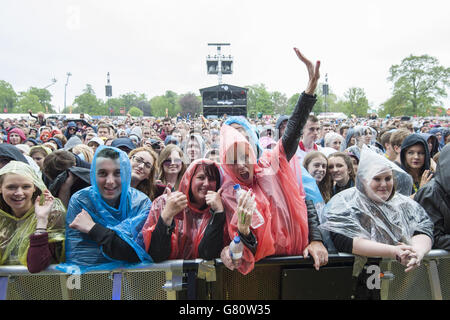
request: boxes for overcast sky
[1,0,449,113]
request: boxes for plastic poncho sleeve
[141,194,180,260]
[58,188,152,274]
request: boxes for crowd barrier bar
[0,250,448,300]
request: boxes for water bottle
[233,184,264,229]
[229,234,244,262]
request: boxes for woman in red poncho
[141,159,227,261]
[219,48,327,275]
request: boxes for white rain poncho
[0,161,66,266]
[319,145,433,246]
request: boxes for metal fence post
[0,276,8,300]
[426,260,443,300]
[112,272,123,300]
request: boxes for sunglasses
[132,156,153,169]
[163,158,182,166]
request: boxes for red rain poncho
[220,124,309,274]
[141,159,226,260]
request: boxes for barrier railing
[0,250,448,300]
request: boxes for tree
[27,87,55,113]
[343,87,369,117]
[178,93,202,116]
[247,84,273,116]
[271,91,289,115]
[285,83,339,115]
[148,91,181,117]
[128,106,144,117]
[312,83,339,115]
[0,80,18,113]
[72,84,107,115]
[150,96,173,117]
[286,93,300,115]
[386,54,450,116]
[15,92,44,113]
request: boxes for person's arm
[330,232,353,254]
[69,209,140,263]
[414,186,449,249]
[306,200,323,243]
[87,224,140,263]
[147,215,175,262]
[28,109,38,120]
[282,49,320,161]
[147,188,187,261]
[352,237,418,270]
[57,172,77,209]
[282,93,317,161]
[302,200,328,270]
[27,190,56,273]
[27,233,54,273]
[197,209,226,260]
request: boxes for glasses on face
[132,156,153,169]
[163,158,182,167]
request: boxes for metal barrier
[0,250,448,300]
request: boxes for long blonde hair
[72,144,94,163]
[157,144,187,190]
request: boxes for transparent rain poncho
[319,145,433,246]
[345,125,383,159]
[57,146,153,274]
[0,161,66,266]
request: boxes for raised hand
[161,188,188,226]
[293,48,320,95]
[34,190,55,229]
[236,189,255,236]
[205,187,224,212]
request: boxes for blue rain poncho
[57,145,152,274]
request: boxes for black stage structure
[199,83,248,118]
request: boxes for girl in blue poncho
[58,146,152,273]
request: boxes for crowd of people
[0,48,449,299]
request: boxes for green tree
[178,92,202,116]
[26,87,55,113]
[16,92,44,113]
[0,80,18,113]
[150,96,173,117]
[286,93,300,115]
[247,84,272,116]
[71,84,107,115]
[342,87,369,117]
[271,91,289,115]
[386,54,450,116]
[128,106,144,117]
